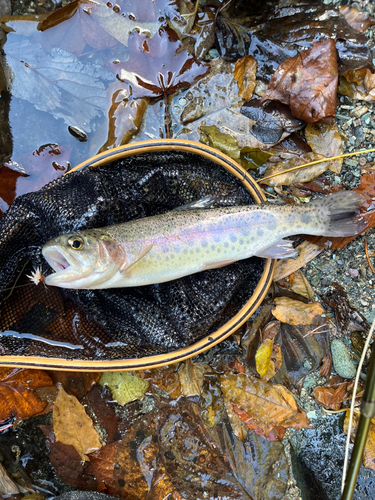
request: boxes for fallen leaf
[276,270,314,301]
[98,371,149,406]
[259,152,330,186]
[338,68,375,101]
[49,371,101,401]
[261,39,338,123]
[53,384,102,461]
[241,98,305,144]
[321,282,369,332]
[339,5,375,33]
[139,365,182,400]
[81,385,120,444]
[89,440,120,495]
[116,25,209,99]
[100,81,150,151]
[313,381,350,410]
[42,426,98,489]
[233,55,257,101]
[304,121,343,174]
[0,165,28,207]
[4,37,114,132]
[273,241,323,281]
[255,338,282,382]
[272,297,326,326]
[200,124,241,160]
[0,368,53,423]
[220,372,311,441]
[200,375,225,428]
[178,359,210,397]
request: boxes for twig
[365,239,375,274]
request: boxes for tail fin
[309,191,367,237]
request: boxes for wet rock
[331,338,357,379]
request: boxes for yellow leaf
[233,55,257,101]
[338,68,375,101]
[99,371,149,406]
[255,338,282,382]
[344,410,375,470]
[272,297,325,326]
[305,121,343,173]
[53,384,102,462]
[260,152,329,186]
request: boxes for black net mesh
[0,151,264,361]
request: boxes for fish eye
[68,236,84,250]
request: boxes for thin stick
[342,315,375,493]
[164,92,170,139]
[5,260,29,300]
[364,239,375,274]
[257,148,375,184]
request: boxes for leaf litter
[2,0,375,496]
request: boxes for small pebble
[348,268,359,277]
[331,339,356,379]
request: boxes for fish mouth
[44,249,71,272]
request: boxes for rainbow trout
[42,191,367,289]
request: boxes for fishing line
[257,148,375,184]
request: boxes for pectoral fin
[254,239,298,259]
[120,244,154,274]
[202,259,238,270]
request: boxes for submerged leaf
[200,125,240,160]
[53,384,102,462]
[344,410,375,471]
[261,39,338,123]
[220,372,311,441]
[3,38,114,132]
[0,368,53,423]
[116,25,209,99]
[99,371,149,405]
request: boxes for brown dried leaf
[273,241,323,281]
[89,440,120,495]
[339,5,375,33]
[276,270,315,300]
[304,121,343,173]
[260,152,330,186]
[0,368,53,423]
[313,382,349,410]
[219,372,311,442]
[53,384,102,462]
[233,55,257,101]
[338,68,375,101]
[261,39,338,123]
[272,297,326,326]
